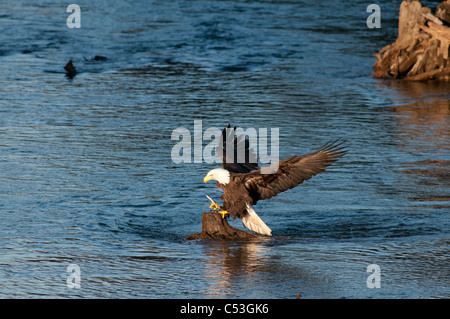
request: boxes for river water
[0,0,449,298]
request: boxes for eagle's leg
[218,210,229,219]
[207,195,223,212]
[209,202,228,219]
[209,202,221,211]
[206,195,228,219]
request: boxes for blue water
[0,0,449,298]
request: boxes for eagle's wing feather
[216,124,259,173]
[243,140,347,202]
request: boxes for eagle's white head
[203,168,230,185]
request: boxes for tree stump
[373,0,450,81]
[184,212,257,240]
[437,0,450,25]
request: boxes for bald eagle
[203,125,347,236]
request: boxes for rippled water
[0,0,449,298]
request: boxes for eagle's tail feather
[242,204,272,236]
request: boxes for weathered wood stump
[184,212,257,240]
[373,0,450,81]
[437,0,450,25]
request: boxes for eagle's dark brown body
[217,177,254,220]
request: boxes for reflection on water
[203,239,270,297]
[393,100,449,153]
[379,80,450,154]
[400,160,450,206]
[386,81,450,210]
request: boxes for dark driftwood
[373,0,450,81]
[64,60,77,78]
[184,212,257,240]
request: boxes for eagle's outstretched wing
[216,124,259,173]
[243,140,347,203]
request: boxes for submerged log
[184,212,257,240]
[373,0,450,81]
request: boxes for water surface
[0,0,449,298]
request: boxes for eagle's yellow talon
[209,203,221,211]
[218,210,229,219]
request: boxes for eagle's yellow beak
[203,175,211,183]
